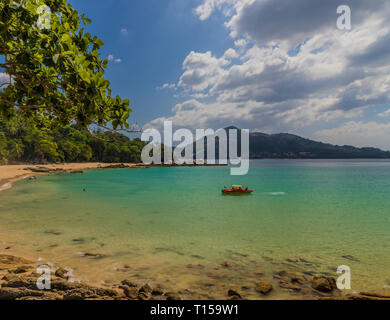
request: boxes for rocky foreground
[1,254,390,301]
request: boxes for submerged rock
[121,280,138,288]
[358,290,390,299]
[165,292,181,300]
[227,289,242,299]
[256,280,273,295]
[342,255,360,262]
[220,261,231,268]
[139,284,152,294]
[82,252,107,259]
[123,287,138,299]
[254,269,264,276]
[55,267,69,279]
[311,276,337,293]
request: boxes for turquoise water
[1,160,390,298]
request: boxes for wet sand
[0,163,141,191]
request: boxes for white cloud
[379,109,390,117]
[157,83,176,90]
[313,121,390,151]
[234,39,247,47]
[107,54,122,63]
[146,0,390,149]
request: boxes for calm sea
[1,160,390,299]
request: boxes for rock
[286,257,298,263]
[342,255,360,262]
[359,290,390,299]
[83,252,107,259]
[55,267,69,279]
[220,261,231,268]
[10,266,32,274]
[121,280,138,288]
[254,269,264,276]
[94,288,118,297]
[279,280,302,292]
[0,255,31,268]
[138,284,152,295]
[0,287,45,300]
[227,289,241,299]
[344,293,390,301]
[72,238,86,243]
[151,288,164,296]
[256,280,273,295]
[137,292,149,300]
[290,274,305,284]
[102,164,129,169]
[311,276,337,293]
[123,287,138,299]
[1,274,37,290]
[44,230,62,236]
[165,292,181,300]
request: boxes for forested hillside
[0,117,146,164]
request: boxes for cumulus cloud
[313,121,390,151]
[146,0,390,148]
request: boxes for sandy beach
[0,163,141,192]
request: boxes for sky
[6,0,390,150]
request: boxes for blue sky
[70,0,233,130]
[66,0,390,150]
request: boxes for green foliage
[0,116,147,164]
[0,0,131,129]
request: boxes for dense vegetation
[0,117,146,164]
[0,1,144,165]
[249,132,390,159]
[201,127,390,159]
[0,0,131,130]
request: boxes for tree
[0,0,131,130]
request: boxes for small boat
[222,185,253,195]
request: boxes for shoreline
[0,162,227,192]
[0,252,389,300]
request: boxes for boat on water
[222,185,253,195]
